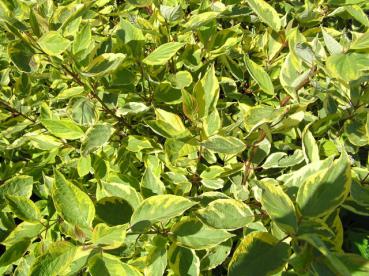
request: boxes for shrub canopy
[1,0,369,275]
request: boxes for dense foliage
[1,0,369,275]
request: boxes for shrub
[1,0,369,275]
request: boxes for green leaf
[62,246,93,275]
[72,24,93,57]
[328,0,367,5]
[29,8,41,37]
[202,135,246,154]
[69,97,97,126]
[200,240,232,271]
[168,244,200,276]
[116,18,145,57]
[296,153,351,217]
[351,172,369,207]
[143,42,184,66]
[0,175,33,202]
[82,124,114,155]
[245,0,281,31]
[88,253,141,276]
[96,181,143,209]
[160,5,183,22]
[8,40,37,73]
[144,236,167,276]
[56,86,84,100]
[194,65,220,118]
[82,53,126,77]
[171,217,234,250]
[92,223,127,249]
[41,119,84,140]
[228,232,290,276]
[52,170,95,228]
[245,56,274,95]
[116,19,145,43]
[336,253,369,275]
[147,111,189,138]
[2,222,43,247]
[126,0,152,7]
[140,167,166,197]
[77,155,91,177]
[326,52,369,82]
[182,89,199,121]
[302,126,320,163]
[258,179,298,234]
[322,28,344,55]
[30,242,76,275]
[130,195,197,231]
[262,150,304,169]
[155,108,186,133]
[0,239,31,267]
[345,5,369,27]
[37,31,71,56]
[183,12,219,29]
[6,195,41,223]
[196,198,254,230]
[28,134,62,150]
[174,71,192,89]
[125,135,153,152]
[351,31,369,50]
[298,234,351,276]
[95,197,133,226]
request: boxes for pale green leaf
[258,179,298,234]
[196,198,254,230]
[143,42,184,66]
[92,223,127,250]
[0,239,31,267]
[82,53,126,77]
[130,195,197,231]
[296,153,351,217]
[171,217,234,250]
[82,124,114,155]
[38,31,71,56]
[0,175,33,202]
[168,244,200,276]
[52,170,95,227]
[41,119,84,140]
[145,236,167,276]
[30,241,77,276]
[245,56,274,95]
[77,155,91,177]
[302,126,320,163]
[326,52,369,82]
[202,135,246,154]
[8,40,37,73]
[1,222,43,247]
[351,30,369,50]
[6,195,41,223]
[183,12,219,29]
[246,0,281,31]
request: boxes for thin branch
[295,65,318,92]
[60,64,129,127]
[0,99,36,123]
[242,130,266,185]
[279,65,318,106]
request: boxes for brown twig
[60,64,129,127]
[279,65,318,106]
[242,130,266,185]
[0,99,36,123]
